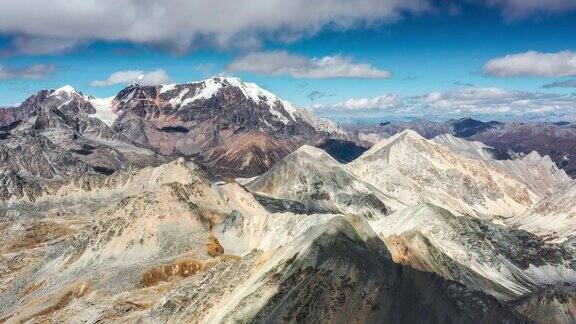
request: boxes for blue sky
[0,0,575,122]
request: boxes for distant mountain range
[347,117,576,177]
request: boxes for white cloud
[0,0,429,53]
[0,64,56,81]
[542,79,576,88]
[0,1,574,54]
[313,87,576,120]
[91,69,171,87]
[418,87,576,115]
[227,51,391,79]
[483,50,576,77]
[334,94,400,110]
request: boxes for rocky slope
[348,129,567,218]
[372,203,576,301]
[4,79,576,322]
[432,134,571,198]
[509,180,576,243]
[0,156,531,323]
[245,145,404,218]
[0,86,164,200]
[349,117,576,178]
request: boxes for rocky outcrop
[374,203,574,301]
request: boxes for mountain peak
[361,128,426,158]
[52,85,79,96]
[396,128,424,139]
[293,145,333,160]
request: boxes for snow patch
[88,96,117,126]
[51,85,78,98]
[173,76,296,124]
[159,83,177,94]
[170,88,190,107]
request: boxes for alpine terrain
[2,77,576,323]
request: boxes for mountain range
[348,117,576,177]
[2,77,576,323]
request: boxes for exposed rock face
[469,122,576,178]
[212,217,526,323]
[510,284,576,324]
[347,130,567,218]
[0,86,164,200]
[0,156,529,323]
[0,86,94,129]
[4,80,576,322]
[510,180,576,243]
[432,133,571,198]
[246,145,404,218]
[112,77,344,177]
[373,203,575,301]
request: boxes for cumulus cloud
[483,50,576,77]
[542,79,576,89]
[334,94,400,110]
[0,1,574,54]
[227,51,392,79]
[0,64,56,81]
[0,0,429,54]
[91,69,171,87]
[313,87,576,121]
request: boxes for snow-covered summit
[49,85,83,99]
[53,85,78,95]
[159,76,296,124]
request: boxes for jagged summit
[109,76,344,177]
[117,76,297,123]
[373,202,574,301]
[510,179,576,242]
[1,77,345,178]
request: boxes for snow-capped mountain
[4,78,576,322]
[350,117,576,178]
[0,85,163,200]
[0,77,350,199]
[110,76,346,177]
[1,156,527,322]
[432,133,571,197]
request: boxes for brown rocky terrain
[111,77,344,178]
